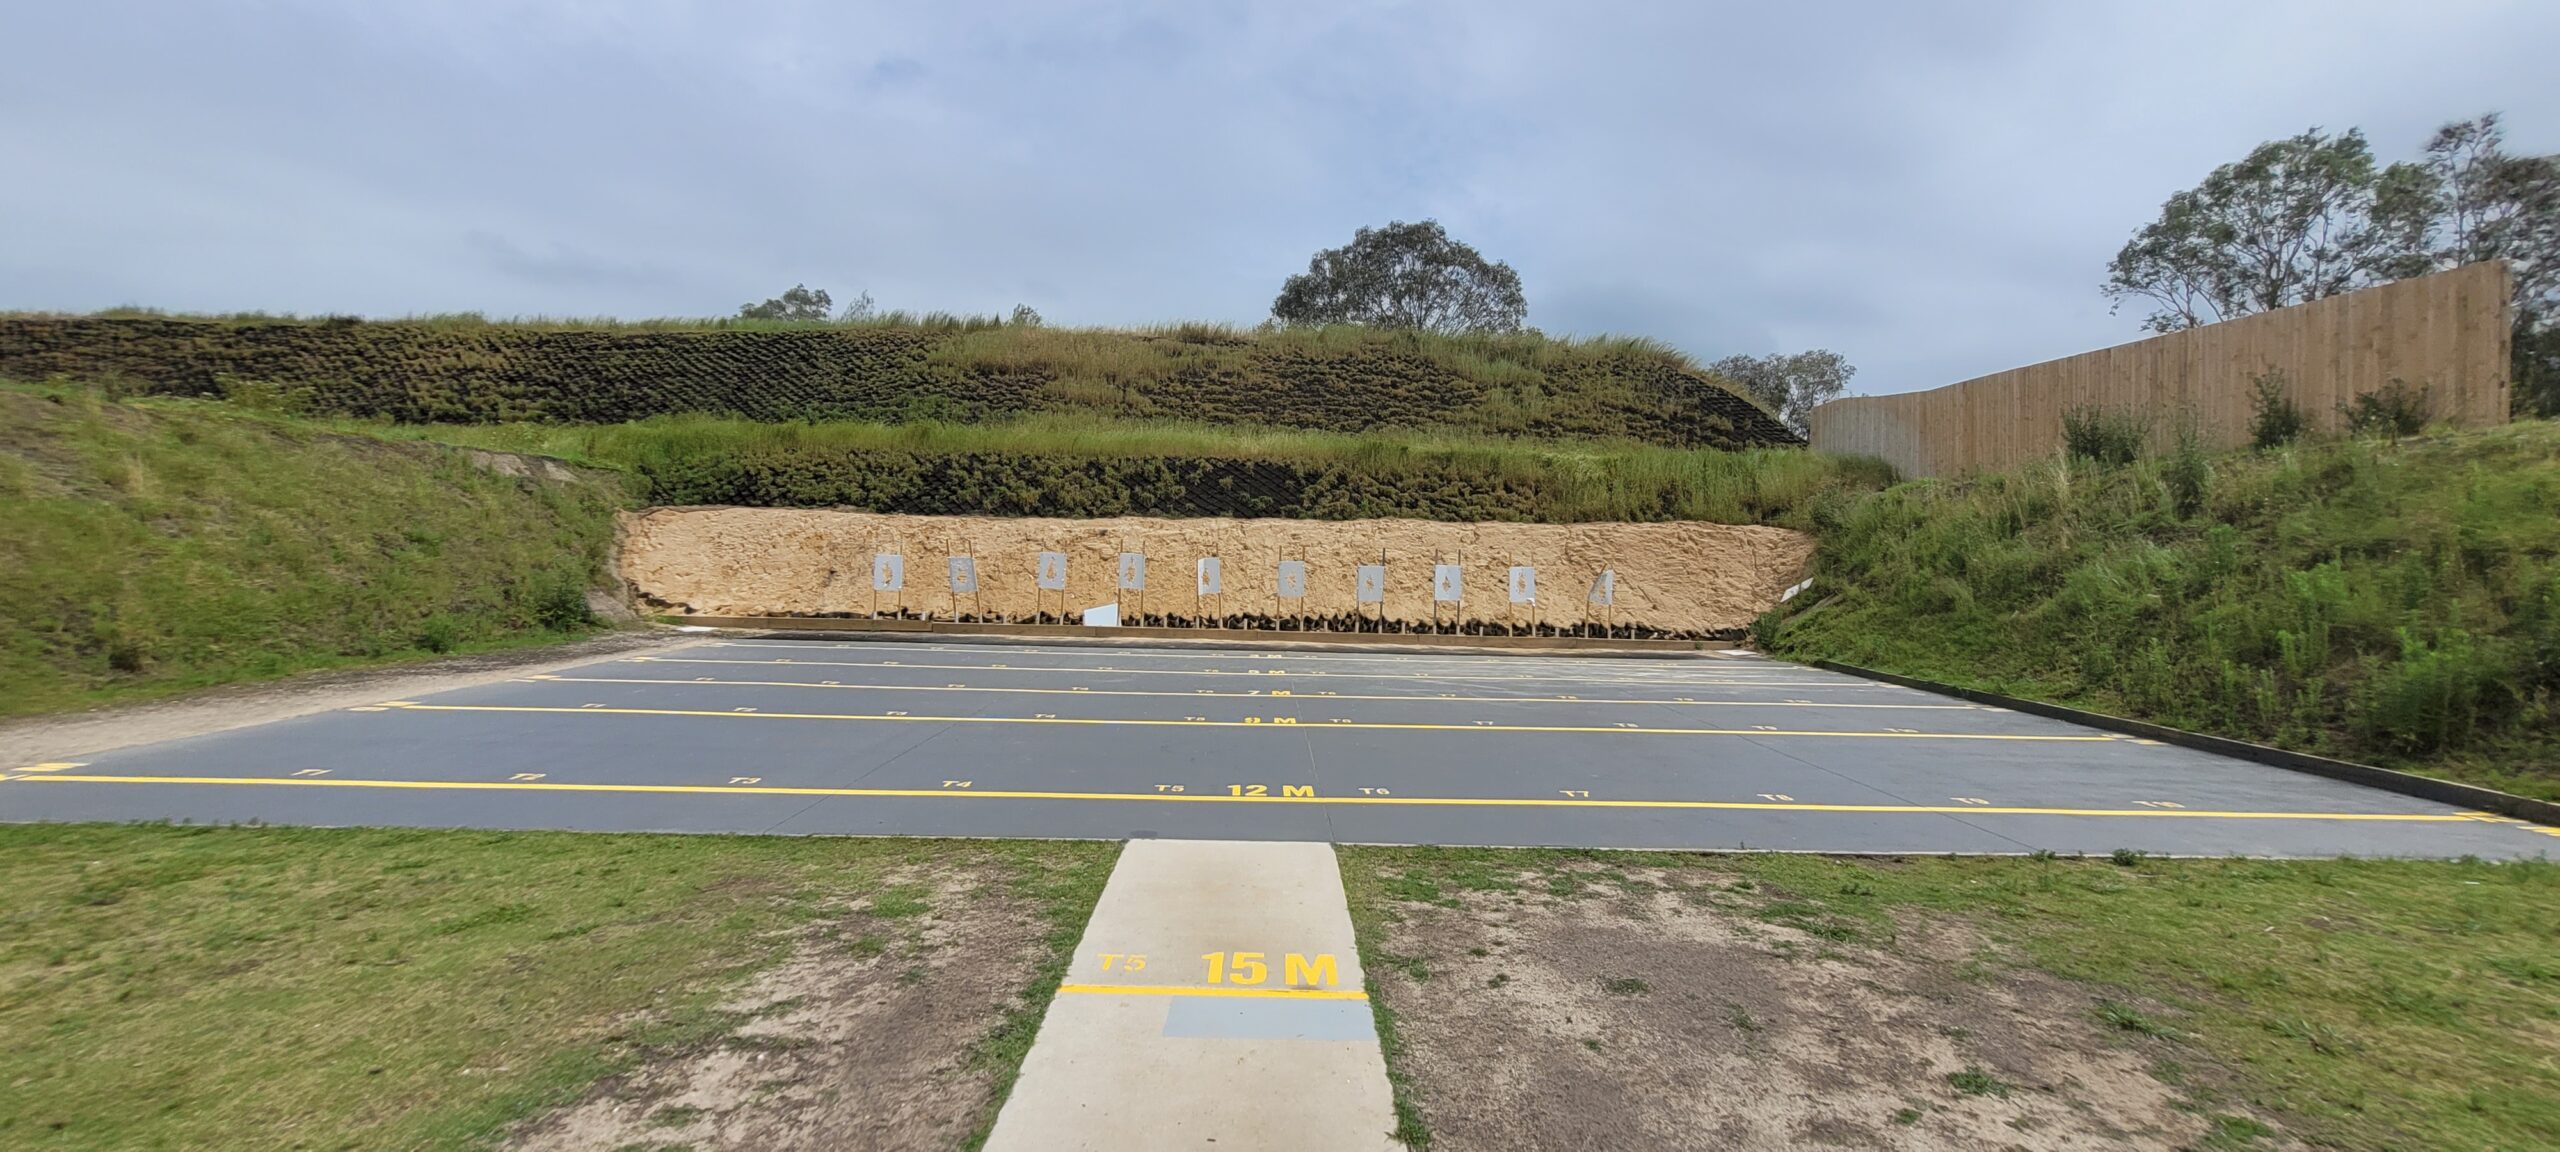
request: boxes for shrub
[2061,405,2147,466]
[2359,627,2505,754]
[2247,371,2308,448]
[2340,380,2431,440]
[528,575,594,632]
[2161,424,2210,517]
[417,614,462,654]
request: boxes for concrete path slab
[984,839,1398,1151]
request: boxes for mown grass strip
[0,823,1116,1152]
[1340,846,2560,1151]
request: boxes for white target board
[1588,569,1616,606]
[1354,564,1386,604]
[1432,564,1463,603]
[871,553,904,592]
[1117,552,1146,591]
[1035,551,1068,591]
[1508,565,1536,604]
[1275,560,1308,600]
[948,556,978,593]
[1197,556,1223,595]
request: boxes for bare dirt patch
[1359,860,2239,1151]
[508,865,1051,1152]
[0,629,697,764]
[619,508,1813,636]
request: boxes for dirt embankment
[617,509,1814,637]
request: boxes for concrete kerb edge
[1810,659,2560,829]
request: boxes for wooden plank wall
[1807,261,2514,478]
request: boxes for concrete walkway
[985,839,1399,1151]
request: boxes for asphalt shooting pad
[5,638,2551,859]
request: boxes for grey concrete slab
[4,640,2552,859]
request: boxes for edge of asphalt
[1813,658,2560,828]
[700,623,1740,661]
[0,629,707,765]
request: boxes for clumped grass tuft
[1947,1066,2011,1097]
[2340,379,2433,440]
[2062,405,2150,466]
[2248,371,2308,449]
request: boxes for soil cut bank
[619,509,1814,637]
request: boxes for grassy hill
[368,411,1887,526]
[0,314,1796,449]
[1763,419,2560,800]
[0,384,626,715]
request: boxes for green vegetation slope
[1765,420,2560,799]
[0,315,1797,449]
[375,412,1889,526]
[0,385,625,716]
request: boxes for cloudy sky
[4,1,2554,395]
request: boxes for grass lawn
[0,384,629,718]
[0,823,1116,1151]
[1342,847,2560,1152]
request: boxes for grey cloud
[2,0,2553,394]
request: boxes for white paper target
[1275,560,1308,599]
[1432,564,1463,603]
[1587,569,1616,606]
[948,556,978,593]
[871,553,904,591]
[1117,552,1147,591]
[1508,566,1537,604]
[1355,564,1385,604]
[1036,551,1068,591]
[1197,556,1223,595]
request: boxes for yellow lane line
[1056,983,1367,1001]
[380,701,2097,742]
[9,774,2479,822]
[712,641,1769,672]
[639,656,1870,690]
[538,674,1973,710]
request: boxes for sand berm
[619,509,1814,636]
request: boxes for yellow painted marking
[9,775,2486,824]
[1057,983,1367,1001]
[347,706,387,712]
[719,639,1705,669]
[649,656,1864,690]
[14,762,88,773]
[371,702,2103,743]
